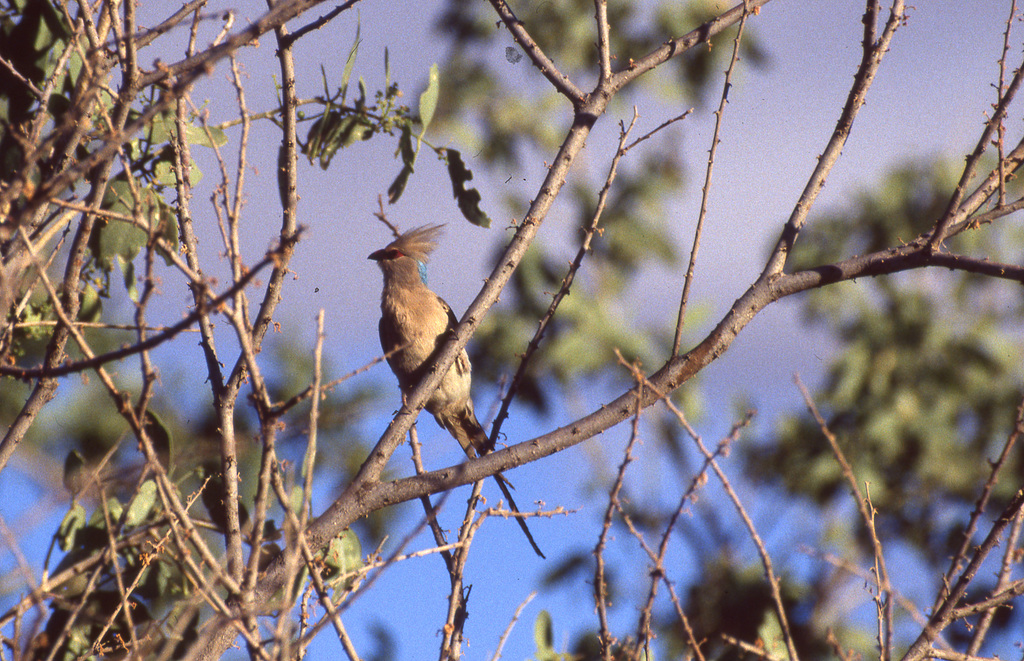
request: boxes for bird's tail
[436,404,490,458]
[435,405,546,559]
[493,471,546,559]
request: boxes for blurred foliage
[0,0,72,182]
[744,161,1024,645]
[669,557,823,661]
[750,161,1024,545]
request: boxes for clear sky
[1,1,1018,659]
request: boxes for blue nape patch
[417,261,428,285]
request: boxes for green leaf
[321,529,363,591]
[338,115,373,147]
[182,122,227,149]
[756,610,787,660]
[89,496,123,527]
[78,284,101,323]
[92,176,173,269]
[145,110,227,149]
[115,255,139,303]
[340,23,361,101]
[533,610,555,656]
[387,124,416,203]
[417,63,440,144]
[57,503,86,552]
[304,112,373,169]
[356,76,368,110]
[290,485,304,514]
[277,143,289,206]
[387,165,413,204]
[445,148,491,228]
[153,147,203,187]
[66,622,93,657]
[397,122,415,167]
[125,480,157,527]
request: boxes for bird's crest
[389,224,444,264]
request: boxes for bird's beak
[368,249,384,261]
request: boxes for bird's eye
[386,248,404,259]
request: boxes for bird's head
[368,224,444,285]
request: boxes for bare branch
[672,1,751,355]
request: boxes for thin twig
[762,0,906,277]
[0,238,297,380]
[619,359,796,661]
[929,15,1024,248]
[487,0,585,104]
[490,591,537,661]
[994,0,1016,207]
[593,357,644,661]
[488,108,640,449]
[795,375,892,661]
[938,396,1023,608]
[672,0,750,355]
[902,489,1024,661]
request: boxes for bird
[368,224,544,558]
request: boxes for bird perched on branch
[369,224,544,558]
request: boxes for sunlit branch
[929,32,1024,248]
[487,0,585,104]
[761,0,906,278]
[902,489,1024,661]
[672,1,751,355]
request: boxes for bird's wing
[378,316,405,385]
[437,294,459,332]
[436,295,471,379]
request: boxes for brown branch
[490,592,536,661]
[409,424,458,572]
[929,26,1024,248]
[594,360,644,661]
[804,547,944,645]
[617,363,796,661]
[0,8,139,472]
[190,4,802,656]
[607,0,772,95]
[952,577,1024,620]
[487,0,585,104]
[901,489,1024,661]
[966,508,1023,653]
[281,0,365,47]
[762,0,906,278]
[440,479,484,661]
[795,376,893,661]
[993,0,1016,207]
[672,0,750,355]
[338,0,768,548]
[939,396,1023,611]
